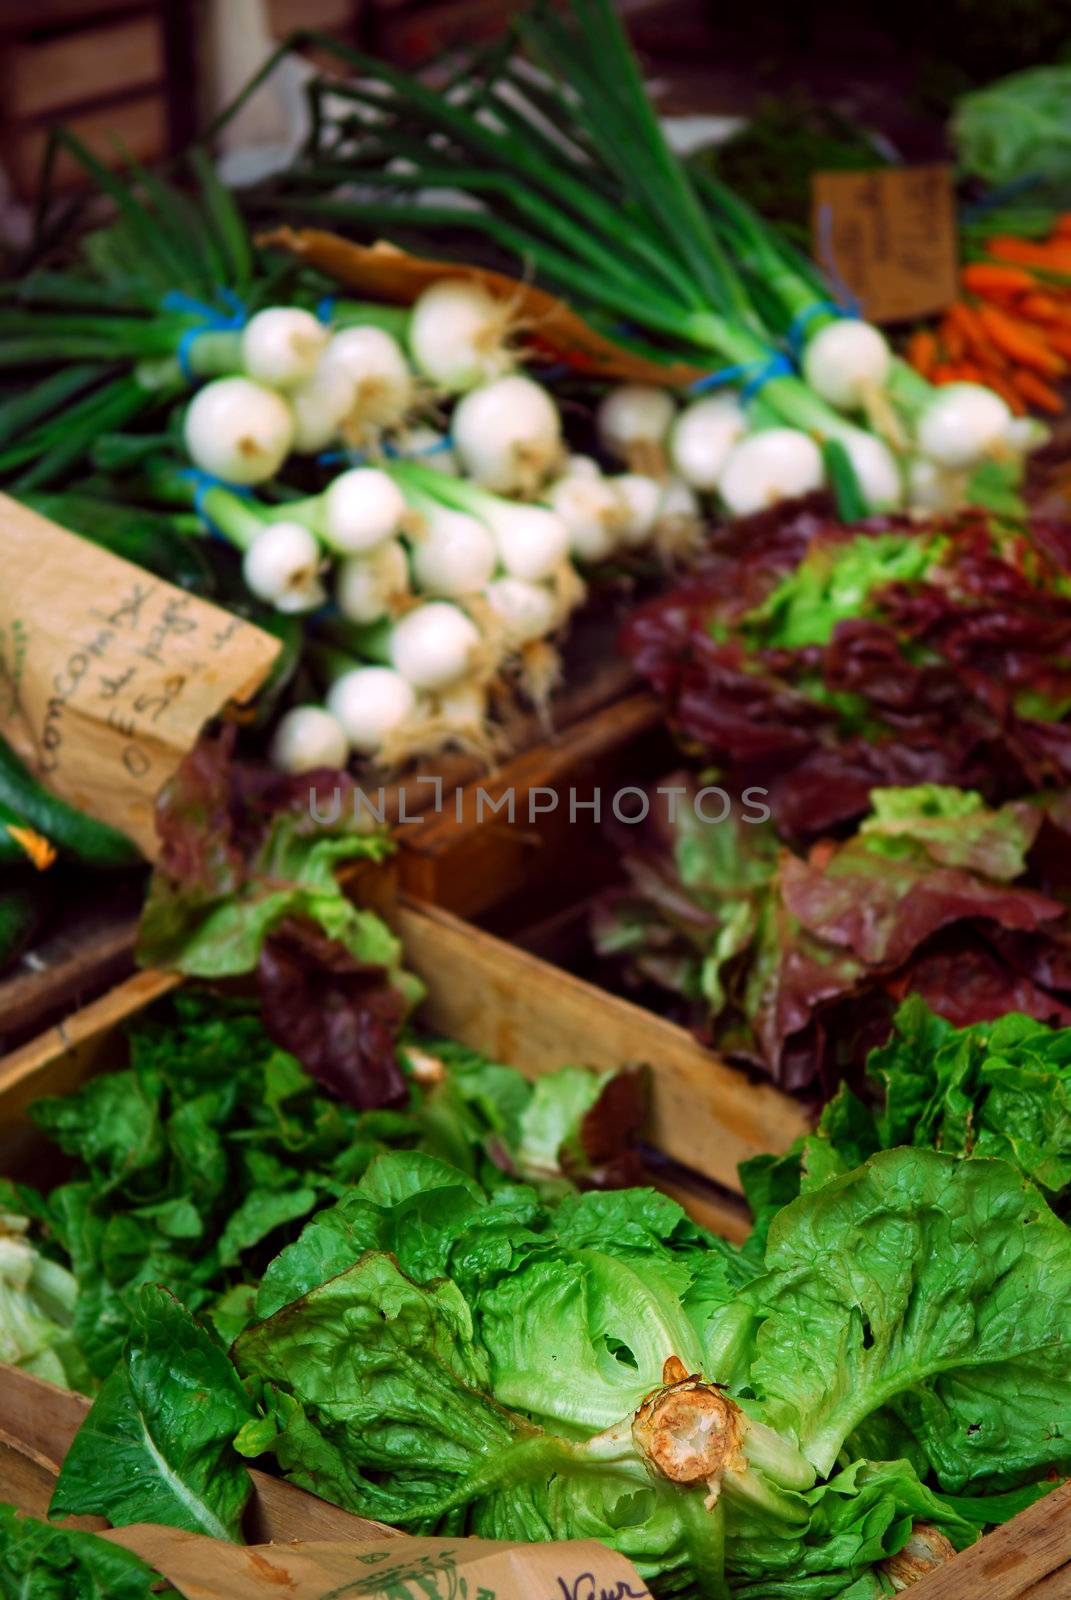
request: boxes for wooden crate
[2,904,1071,1594]
[0,616,654,1055]
[0,892,805,1216]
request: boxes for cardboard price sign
[810,165,959,324]
[104,1527,653,1600]
[0,495,280,857]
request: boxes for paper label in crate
[104,1526,652,1599]
[0,494,280,857]
[810,165,958,323]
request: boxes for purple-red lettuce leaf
[621,505,1071,842]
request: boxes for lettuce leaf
[741,995,1071,1245]
[23,991,647,1376]
[0,1211,88,1391]
[748,1149,1071,1490]
[593,780,1071,1091]
[135,727,421,1110]
[0,1504,157,1600]
[50,1284,254,1538]
[62,1136,1071,1598]
[621,505,1071,843]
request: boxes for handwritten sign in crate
[0,495,279,856]
[810,165,959,324]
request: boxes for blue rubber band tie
[317,435,454,468]
[316,296,337,326]
[688,350,794,401]
[178,467,252,538]
[787,299,858,354]
[161,287,247,382]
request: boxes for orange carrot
[961,262,1038,296]
[930,362,963,383]
[975,303,1066,376]
[943,319,966,360]
[906,328,938,379]
[1039,325,1071,362]
[1009,367,1064,414]
[1019,293,1063,323]
[987,237,1071,272]
[946,300,1001,361]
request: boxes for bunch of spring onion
[0,136,681,775]
[689,172,1049,510]
[164,274,700,771]
[0,139,279,493]
[253,1,1044,517]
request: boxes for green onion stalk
[0,135,409,494]
[255,2,1041,510]
[246,5,910,507]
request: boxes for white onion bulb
[452,376,562,494]
[545,472,626,563]
[484,577,559,645]
[323,467,407,554]
[802,320,891,412]
[718,429,824,516]
[411,506,497,597]
[613,473,663,548]
[327,666,417,757]
[669,395,746,489]
[596,384,676,461]
[321,327,414,432]
[242,521,321,611]
[270,706,349,773]
[289,364,357,454]
[241,307,328,390]
[335,540,410,624]
[484,501,570,582]
[184,377,293,486]
[835,429,903,511]
[916,383,1013,470]
[389,601,482,691]
[408,279,516,392]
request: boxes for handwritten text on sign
[0,495,279,856]
[811,165,959,324]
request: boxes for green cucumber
[0,878,50,972]
[0,736,140,868]
[0,798,51,866]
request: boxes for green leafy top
[954,66,1071,190]
[20,988,645,1379]
[742,531,941,650]
[0,1503,158,1600]
[741,995,1071,1241]
[51,1285,254,1541]
[750,1149,1071,1487]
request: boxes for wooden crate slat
[395,691,666,917]
[6,15,162,119]
[5,92,166,196]
[0,966,177,1171]
[909,1482,1071,1600]
[395,897,809,1191]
